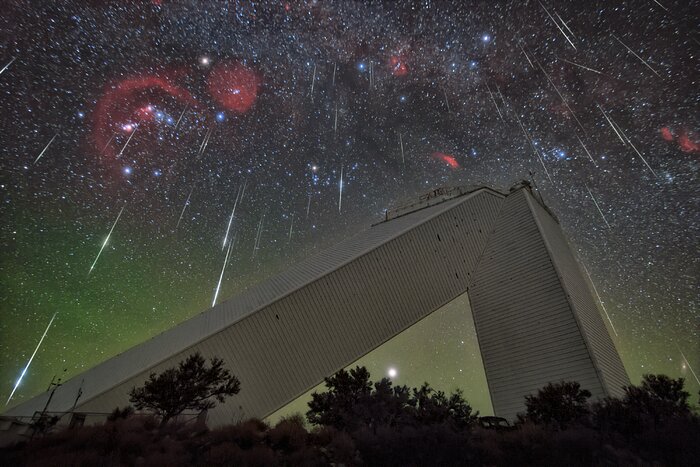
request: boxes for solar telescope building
[3,183,629,427]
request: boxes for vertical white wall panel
[469,190,605,421]
[526,195,629,398]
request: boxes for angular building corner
[3,182,628,427]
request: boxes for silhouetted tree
[522,381,591,428]
[129,352,240,426]
[306,366,374,430]
[307,366,477,433]
[623,374,690,422]
[411,383,478,429]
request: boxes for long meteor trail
[89,206,125,275]
[0,56,16,76]
[582,265,618,337]
[222,183,244,250]
[212,240,234,307]
[6,313,57,405]
[34,133,59,165]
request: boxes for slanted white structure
[4,183,628,426]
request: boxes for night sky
[1,0,698,414]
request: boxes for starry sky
[1,0,698,414]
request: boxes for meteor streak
[34,133,58,165]
[598,105,657,177]
[612,121,658,177]
[310,63,316,98]
[252,214,265,257]
[556,56,604,75]
[212,240,233,307]
[612,34,662,78]
[512,110,553,183]
[197,127,213,158]
[6,312,58,405]
[399,133,405,165]
[538,0,576,50]
[101,132,117,155]
[175,187,193,229]
[222,183,244,250]
[338,166,344,213]
[582,265,618,337]
[586,184,611,229]
[677,345,699,385]
[89,206,125,275]
[597,104,626,144]
[518,42,534,68]
[485,83,504,121]
[0,56,16,76]
[174,105,188,129]
[535,59,586,134]
[575,134,597,166]
[334,103,338,135]
[117,126,137,158]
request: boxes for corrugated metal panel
[469,190,605,421]
[6,189,505,424]
[526,194,629,398]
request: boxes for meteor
[0,56,16,76]
[310,63,317,98]
[399,133,405,165]
[117,126,137,158]
[535,59,586,134]
[612,34,662,78]
[174,105,188,129]
[538,0,576,50]
[556,56,604,75]
[575,134,598,167]
[6,313,57,405]
[334,103,339,135]
[34,133,58,165]
[485,82,504,121]
[212,240,234,307]
[175,187,193,229]
[585,184,612,229]
[288,214,294,243]
[582,265,618,337]
[677,345,699,385]
[338,166,344,213]
[89,206,125,275]
[222,183,244,250]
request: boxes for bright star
[388,367,398,378]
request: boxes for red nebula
[678,130,700,153]
[207,62,260,114]
[660,126,674,141]
[92,74,197,158]
[659,126,700,154]
[388,55,408,77]
[432,152,460,169]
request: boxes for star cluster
[0,0,697,412]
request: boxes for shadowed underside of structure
[4,184,628,425]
